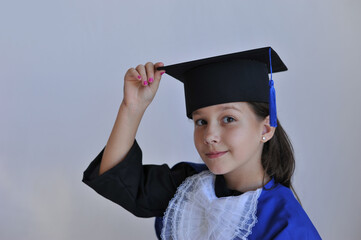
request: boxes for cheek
[224,126,246,141]
[193,130,202,151]
[225,127,259,149]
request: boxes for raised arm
[83,61,201,217]
[99,62,165,175]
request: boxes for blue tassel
[269,48,277,127]
[269,79,277,127]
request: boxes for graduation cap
[157,47,287,127]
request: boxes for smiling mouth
[205,151,228,159]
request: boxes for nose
[203,125,220,144]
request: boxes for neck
[223,160,270,193]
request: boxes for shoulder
[259,183,303,217]
[256,184,305,228]
[251,183,321,239]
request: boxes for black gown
[82,140,204,217]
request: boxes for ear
[261,115,276,143]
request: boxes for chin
[209,169,226,175]
[204,161,229,175]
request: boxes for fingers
[126,67,142,83]
[144,62,166,86]
[144,62,155,85]
[136,64,149,86]
[126,62,165,87]
[154,62,165,81]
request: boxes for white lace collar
[161,171,262,240]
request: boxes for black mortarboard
[157,47,287,127]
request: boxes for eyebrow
[192,104,242,116]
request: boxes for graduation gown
[82,140,321,239]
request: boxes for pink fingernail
[137,75,141,79]
[161,72,165,76]
[149,78,153,83]
[143,81,148,86]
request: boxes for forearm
[99,101,146,175]
[99,61,164,175]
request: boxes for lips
[205,151,228,159]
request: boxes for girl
[83,47,321,239]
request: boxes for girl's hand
[122,62,165,110]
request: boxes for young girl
[83,47,321,239]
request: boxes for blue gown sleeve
[82,140,198,217]
[249,183,322,239]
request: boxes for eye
[222,116,235,123]
[195,119,207,126]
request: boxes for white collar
[161,171,262,240]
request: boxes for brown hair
[247,102,301,203]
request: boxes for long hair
[247,102,301,203]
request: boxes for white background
[1,0,361,239]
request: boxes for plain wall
[1,0,361,239]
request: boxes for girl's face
[193,102,269,177]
